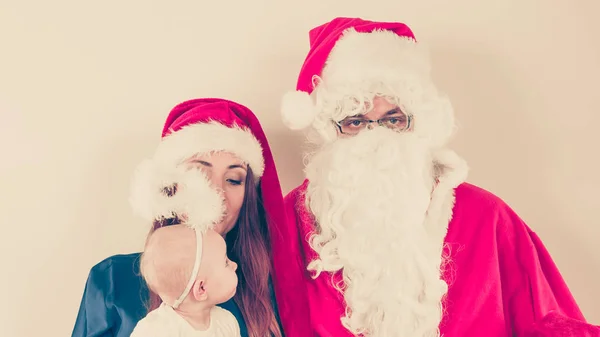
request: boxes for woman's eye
[227,178,242,186]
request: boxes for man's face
[334,96,412,138]
[304,95,447,337]
[363,96,398,121]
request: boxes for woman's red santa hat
[281,17,456,148]
[129,98,311,336]
[129,99,267,226]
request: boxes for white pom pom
[175,170,225,231]
[281,90,318,130]
[129,159,225,230]
[129,159,180,222]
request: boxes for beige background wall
[1,0,599,336]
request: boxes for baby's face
[201,229,238,304]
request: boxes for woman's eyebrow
[190,159,246,171]
[228,164,247,171]
[191,159,212,167]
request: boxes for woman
[71,98,311,337]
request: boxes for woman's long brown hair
[145,167,282,337]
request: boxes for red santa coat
[283,180,600,337]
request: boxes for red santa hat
[129,98,311,335]
[281,17,454,147]
[129,99,267,226]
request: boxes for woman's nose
[231,260,238,271]
[210,180,226,196]
[208,179,228,213]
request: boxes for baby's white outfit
[130,303,241,337]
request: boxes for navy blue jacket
[71,253,263,337]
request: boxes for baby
[128,161,241,336]
[131,225,241,336]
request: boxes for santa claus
[279,17,599,337]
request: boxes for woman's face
[184,151,247,236]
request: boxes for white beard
[305,128,448,337]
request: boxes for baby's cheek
[231,273,239,290]
[225,275,238,298]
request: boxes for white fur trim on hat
[155,121,265,178]
[322,28,431,88]
[129,160,225,230]
[313,28,454,147]
[281,90,319,130]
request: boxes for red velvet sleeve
[498,211,600,336]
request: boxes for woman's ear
[191,279,208,302]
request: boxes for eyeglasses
[334,112,413,136]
